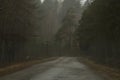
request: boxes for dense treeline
[0,0,46,67]
[76,0,120,68]
[2,0,120,69]
[0,0,68,67]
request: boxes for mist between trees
[0,0,119,70]
[0,0,82,67]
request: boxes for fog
[38,0,84,42]
[0,0,119,79]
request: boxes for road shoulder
[78,57,120,80]
[0,57,57,77]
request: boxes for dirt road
[0,57,106,80]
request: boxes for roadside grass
[78,57,120,80]
[0,57,57,76]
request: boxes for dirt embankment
[78,57,120,80]
[0,57,57,76]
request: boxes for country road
[0,57,106,80]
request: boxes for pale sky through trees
[80,0,87,5]
[40,0,45,3]
[40,0,87,5]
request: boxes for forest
[75,0,120,68]
[0,0,120,71]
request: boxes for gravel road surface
[0,57,106,80]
